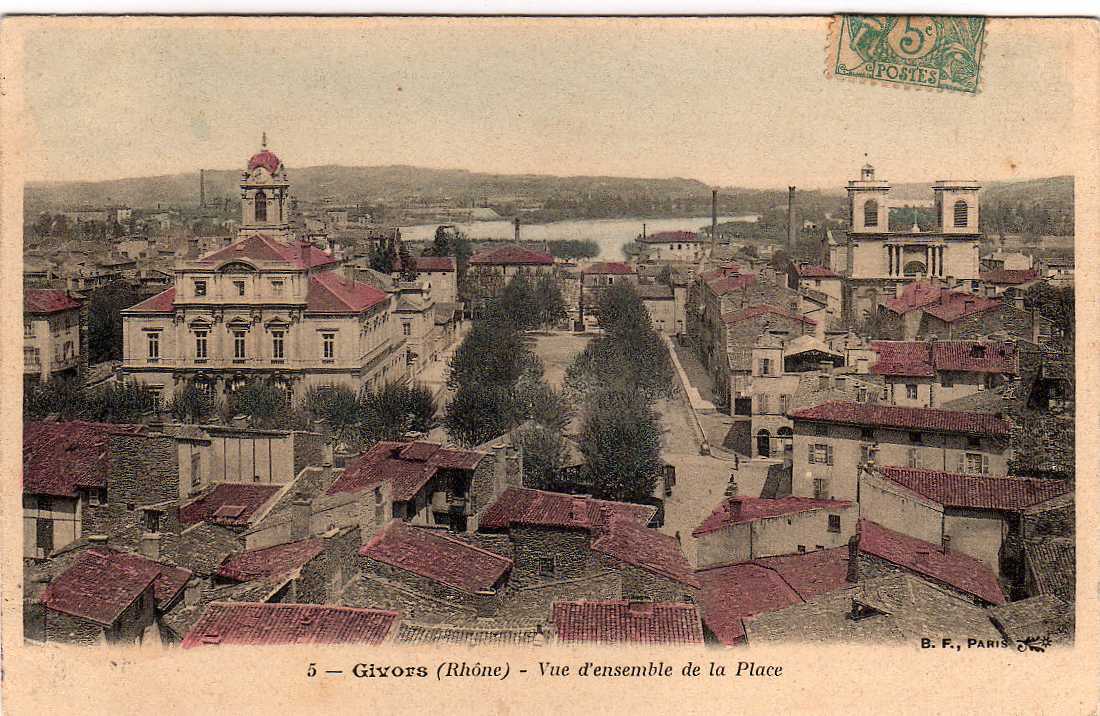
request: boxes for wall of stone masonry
[508,525,592,587]
[44,609,104,645]
[497,571,623,624]
[292,431,326,478]
[593,557,697,603]
[359,554,503,615]
[346,574,481,625]
[855,553,990,606]
[295,527,362,604]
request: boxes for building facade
[24,289,84,384]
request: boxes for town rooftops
[637,230,700,244]
[179,483,284,528]
[692,496,852,537]
[721,304,815,327]
[469,245,554,266]
[326,440,486,502]
[41,548,192,626]
[216,537,326,583]
[551,601,704,645]
[478,487,656,534]
[591,515,699,588]
[395,622,545,646]
[870,340,1019,377]
[707,272,757,296]
[24,288,82,314]
[181,602,398,648]
[696,548,850,645]
[923,293,1003,322]
[790,400,1012,438]
[412,255,456,272]
[583,261,635,275]
[23,421,146,497]
[360,520,513,594]
[123,287,177,313]
[306,271,389,314]
[988,595,1074,644]
[792,264,840,279]
[1024,537,1075,602]
[198,235,337,270]
[857,520,1006,605]
[980,269,1041,285]
[884,280,949,314]
[876,466,1070,511]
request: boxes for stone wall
[345,574,480,625]
[497,571,623,625]
[292,431,326,477]
[295,527,361,604]
[593,557,697,603]
[855,552,990,606]
[359,554,503,615]
[509,525,592,587]
[44,609,104,645]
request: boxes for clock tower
[240,133,293,244]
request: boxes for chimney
[300,241,311,272]
[729,498,742,519]
[1031,308,1042,344]
[140,533,162,561]
[199,169,205,208]
[787,186,798,250]
[725,472,738,497]
[88,534,109,546]
[322,441,335,481]
[642,223,646,240]
[846,531,861,583]
[941,534,951,555]
[513,218,521,244]
[711,189,718,255]
[492,443,507,490]
[290,499,311,541]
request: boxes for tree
[225,378,291,429]
[166,382,219,424]
[533,273,568,329]
[301,384,366,448]
[447,320,526,390]
[370,242,397,273]
[361,381,436,443]
[88,281,144,363]
[1025,283,1075,340]
[578,389,663,502]
[513,423,566,491]
[444,381,517,447]
[398,244,417,281]
[24,378,155,423]
[515,380,572,431]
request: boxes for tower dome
[246,132,282,174]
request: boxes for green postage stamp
[829,16,987,94]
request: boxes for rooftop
[216,538,326,583]
[361,520,512,594]
[721,304,815,327]
[980,269,1041,285]
[24,288,82,314]
[23,421,146,498]
[469,245,554,266]
[181,602,398,648]
[306,271,389,314]
[790,400,1011,438]
[591,515,699,588]
[478,487,655,534]
[583,261,635,275]
[552,601,704,645]
[1024,537,1075,602]
[870,340,1019,377]
[412,255,456,272]
[198,235,336,270]
[41,548,192,626]
[707,272,758,296]
[395,623,545,646]
[124,286,177,313]
[326,441,486,501]
[693,496,852,536]
[877,466,1070,511]
[792,264,840,279]
[179,483,283,528]
[923,292,1002,323]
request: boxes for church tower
[240,133,293,244]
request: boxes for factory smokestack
[711,189,718,256]
[514,217,520,244]
[200,169,206,208]
[787,186,798,250]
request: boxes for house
[24,288,84,384]
[789,401,1012,502]
[580,261,637,326]
[870,339,1019,408]
[465,245,556,319]
[36,546,191,645]
[878,279,1049,343]
[411,255,457,304]
[692,496,855,568]
[787,263,842,319]
[178,483,284,533]
[744,572,1002,644]
[550,600,704,645]
[857,465,1071,575]
[981,250,1033,273]
[181,602,398,648]
[636,283,678,335]
[1035,256,1073,287]
[979,269,1044,295]
[637,230,706,263]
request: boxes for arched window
[953,200,968,227]
[863,199,879,228]
[255,190,268,222]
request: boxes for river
[397,214,760,260]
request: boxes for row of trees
[566,283,676,502]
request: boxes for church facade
[836,164,983,321]
[120,139,407,407]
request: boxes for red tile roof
[980,269,1040,285]
[752,548,852,601]
[327,441,485,501]
[306,271,389,314]
[469,245,554,266]
[592,516,699,588]
[552,601,703,645]
[125,287,176,313]
[707,272,757,296]
[877,467,1071,511]
[721,304,815,327]
[638,230,700,244]
[790,400,1011,437]
[699,263,742,282]
[179,484,283,527]
[884,281,949,314]
[478,487,656,533]
[42,548,192,626]
[216,538,325,583]
[413,256,456,272]
[23,421,146,497]
[361,520,512,594]
[793,265,839,278]
[24,289,82,314]
[923,293,1002,323]
[583,261,635,275]
[871,340,1019,377]
[199,235,337,269]
[181,602,398,648]
[247,149,282,174]
[857,520,1006,605]
[692,496,851,537]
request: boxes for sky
[16,17,1081,189]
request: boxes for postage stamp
[828,15,987,94]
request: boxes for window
[779,394,790,414]
[195,331,208,360]
[194,280,207,297]
[909,431,923,444]
[860,428,875,441]
[953,200,968,228]
[271,330,285,360]
[538,557,556,578]
[271,279,284,295]
[906,384,918,400]
[809,443,833,465]
[190,453,202,491]
[964,452,988,475]
[143,510,162,533]
[147,332,160,360]
[907,448,921,469]
[758,394,770,413]
[233,280,246,297]
[402,321,411,336]
[828,514,841,533]
[860,444,878,464]
[23,322,32,337]
[322,333,335,360]
[234,331,247,360]
[857,386,868,403]
[255,190,268,222]
[797,545,806,554]
[863,199,879,228]
[760,358,771,376]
